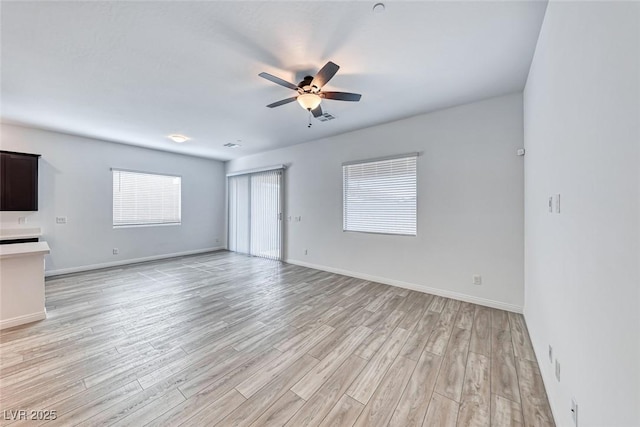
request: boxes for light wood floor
[0,251,554,426]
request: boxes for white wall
[227,94,525,311]
[523,2,639,426]
[0,124,226,275]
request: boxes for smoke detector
[373,3,385,13]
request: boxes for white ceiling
[1,1,547,161]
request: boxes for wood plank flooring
[0,251,555,426]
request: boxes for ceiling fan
[259,61,362,121]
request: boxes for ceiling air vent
[317,113,336,122]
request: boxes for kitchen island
[0,240,50,329]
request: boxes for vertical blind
[228,169,283,261]
[250,170,282,260]
[228,174,250,254]
[112,169,181,227]
[343,154,417,236]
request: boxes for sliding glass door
[228,169,283,261]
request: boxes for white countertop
[0,241,50,259]
[0,227,42,240]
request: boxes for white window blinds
[112,169,181,227]
[343,154,417,236]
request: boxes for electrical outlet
[18,217,27,224]
[473,275,482,286]
[112,248,119,255]
[555,359,561,381]
[56,216,67,224]
[571,398,578,426]
[548,345,553,363]
[215,237,220,243]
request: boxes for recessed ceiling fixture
[372,3,385,13]
[168,134,189,143]
[224,142,241,148]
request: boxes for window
[112,169,181,227]
[343,154,417,236]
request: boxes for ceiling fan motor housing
[298,76,319,93]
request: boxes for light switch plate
[56,216,67,224]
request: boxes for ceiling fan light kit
[297,93,322,111]
[259,61,362,126]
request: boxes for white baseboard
[45,247,226,277]
[0,310,46,330]
[285,258,523,313]
[522,309,559,425]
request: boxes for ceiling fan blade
[311,61,340,89]
[311,105,323,118]
[259,72,299,91]
[266,97,298,108]
[321,92,362,102]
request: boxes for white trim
[226,165,286,177]
[45,247,225,277]
[0,310,46,330]
[285,258,523,313]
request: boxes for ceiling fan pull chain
[308,110,312,128]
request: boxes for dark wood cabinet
[0,150,40,211]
